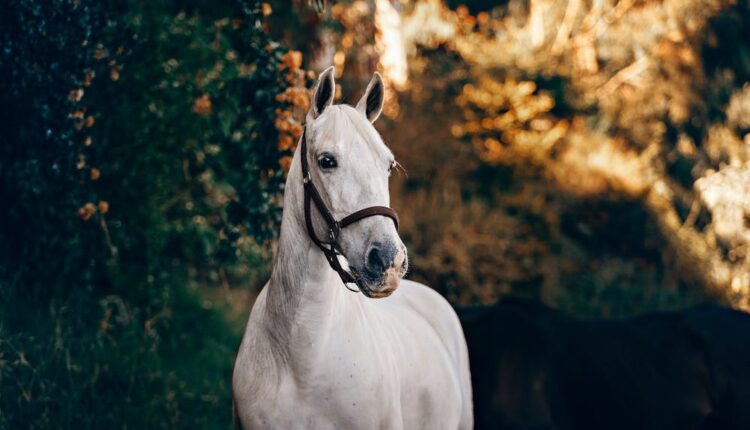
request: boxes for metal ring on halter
[328,223,340,243]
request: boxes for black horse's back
[458,298,559,430]
[684,306,750,429]
[459,298,750,430]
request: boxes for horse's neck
[263,155,351,367]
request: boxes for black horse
[460,298,750,430]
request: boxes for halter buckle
[329,221,341,242]
[302,171,312,184]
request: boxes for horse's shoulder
[396,279,454,313]
[393,279,463,341]
[233,285,285,403]
[396,278,445,298]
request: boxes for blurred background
[2,0,750,428]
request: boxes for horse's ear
[356,72,385,123]
[310,66,335,120]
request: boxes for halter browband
[300,127,399,292]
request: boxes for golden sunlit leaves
[727,84,750,131]
[456,75,566,166]
[407,0,750,307]
[695,164,750,308]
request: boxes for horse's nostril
[366,245,390,273]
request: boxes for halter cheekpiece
[299,127,400,292]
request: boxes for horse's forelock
[343,105,392,161]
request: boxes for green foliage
[0,287,240,429]
[0,0,113,301]
[0,0,291,427]
[94,0,287,286]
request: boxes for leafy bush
[0,0,301,427]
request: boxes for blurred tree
[411,0,750,309]
[306,0,750,312]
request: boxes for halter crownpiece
[299,127,400,292]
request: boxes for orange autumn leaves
[274,50,313,173]
[192,94,212,115]
[77,164,108,222]
[78,201,109,222]
[189,49,310,173]
[70,67,105,222]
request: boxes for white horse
[232,67,473,429]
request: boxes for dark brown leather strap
[299,127,399,289]
[340,206,398,230]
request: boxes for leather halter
[300,127,399,291]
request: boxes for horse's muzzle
[356,246,407,298]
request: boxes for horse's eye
[317,154,338,170]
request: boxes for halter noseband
[300,127,400,292]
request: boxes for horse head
[301,66,407,298]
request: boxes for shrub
[0,0,301,427]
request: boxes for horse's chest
[303,330,455,428]
[262,370,401,429]
[237,297,463,429]
[307,343,402,409]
